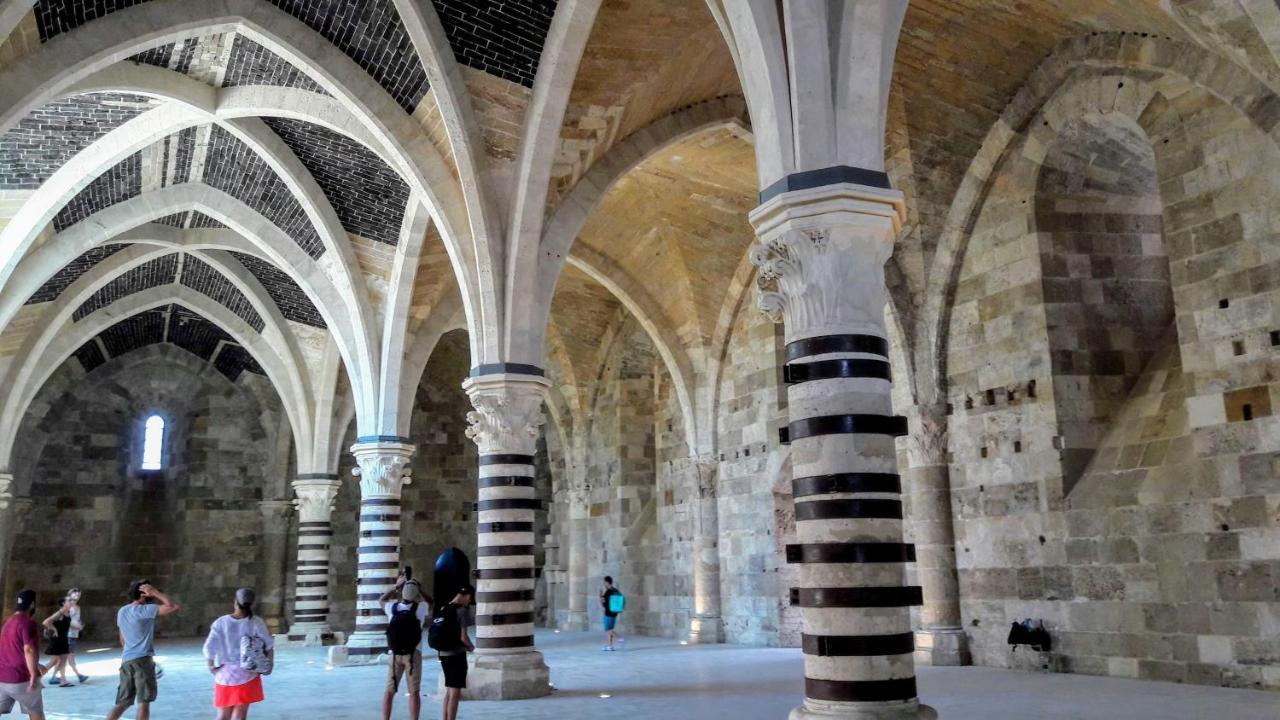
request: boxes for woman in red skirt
[202,588,274,719]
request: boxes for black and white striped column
[335,439,414,664]
[751,183,932,720]
[462,371,551,700]
[288,476,341,644]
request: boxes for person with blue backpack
[599,577,625,651]
[380,569,431,720]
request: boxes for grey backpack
[240,632,272,674]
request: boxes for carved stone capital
[905,404,949,468]
[691,454,719,499]
[461,374,551,456]
[349,442,415,500]
[749,184,905,340]
[291,477,342,523]
[0,473,13,508]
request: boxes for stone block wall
[11,345,285,641]
[714,302,790,646]
[944,68,1280,690]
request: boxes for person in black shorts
[436,586,473,720]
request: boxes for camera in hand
[403,565,412,581]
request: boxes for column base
[790,700,937,720]
[565,610,588,632]
[327,630,387,666]
[688,615,722,644]
[456,651,551,700]
[914,626,970,667]
[275,629,343,648]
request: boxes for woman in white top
[203,588,273,719]
[65,588,88,684]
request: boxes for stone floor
[39,630,1280,719]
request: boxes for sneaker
[76,673,89,683]
[59,680,74,688]
[601,647,610,652]
[47,678,61,686]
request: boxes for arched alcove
[1033,114,1174,495]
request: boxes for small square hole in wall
[1014,441,1023,453]
[1233,340,1245,356]
[1028,379,1037,399]
[964,396,974,410]
[985,389,996,406]
[980,446,989,459]
[1220,298,1230,309]
[1271,330,1280,346]
[1224,386,1272,422]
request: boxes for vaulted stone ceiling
[886,0,1188,311]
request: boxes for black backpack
[427,603,462,652]
[386,602,422,655]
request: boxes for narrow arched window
[141,415,165,470]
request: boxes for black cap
[15,590,35,611]
[456,585,474,597]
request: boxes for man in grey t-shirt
[105,581,179,720]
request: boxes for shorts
[439,653,467,689]
[603,615,617,631]
[115,656,158,706]
[214,676,264,708]
[0,681,43,715]
[67,638,78,653]
[385,651,421,694]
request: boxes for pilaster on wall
[686,453,723,644]
[461,371,551,700]
[751,182,933,720]
[903,404,969,667]
[0,472,24,600]
[257,499,293,635]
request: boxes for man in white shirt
[380,575,430,720]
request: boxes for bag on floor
[240,633,273,674]
[607,591,626,614]
[387,602,423,655]
[427,602,462,652]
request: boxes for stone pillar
[330,441,415,665]
[462,372,552,700]
[288,476,342,645]
[688,454,723,643]
[750,183,932,720]
[906,405,968,667]
[565,490,589,631]
[257,499,293,634]
[0,474,26,599]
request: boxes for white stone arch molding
[397,287,467,438]
[0,185,364,404]
[527,95,750,373]
[0,89,383,423]
[498,0,603,366]
[914,33,1280,405]
[0,0,482,406]
[565,249,700,456]
[0,283,314,474]
[390,0,504,368]
[0,103,386,427]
